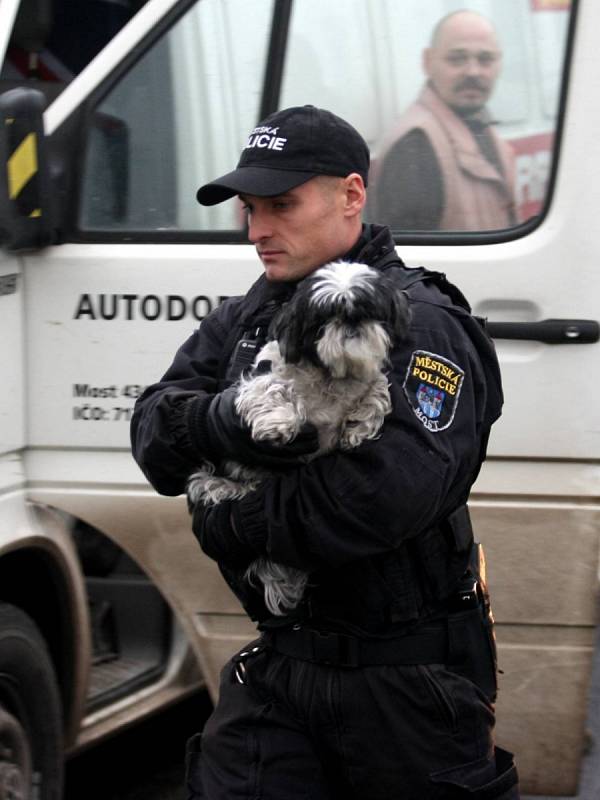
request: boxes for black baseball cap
[196,105,370,206]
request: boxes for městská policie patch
[403,350,464,432]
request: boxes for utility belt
[261,618,450,668]
[261,543,498,701]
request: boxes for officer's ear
[341,173,366,219]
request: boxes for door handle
[485,318,599,344]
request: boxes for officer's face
[242,175,365,282]
[423,12,502,114]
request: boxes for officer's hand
[204,385,319,468]
[190,498,253,566]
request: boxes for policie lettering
[245,125,287,151]
[73,293,229,321]
[411,354,461,396]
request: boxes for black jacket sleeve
[202,295,501,571]
[130,305,233,496]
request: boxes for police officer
[130,105,519,799]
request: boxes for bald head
[430,10,498,48]
[423,10,502,114]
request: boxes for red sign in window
[509,132,554,222]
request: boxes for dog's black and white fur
[187,261,410,616]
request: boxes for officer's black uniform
[131,224,519,799]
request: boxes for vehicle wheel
[0,604,63,800]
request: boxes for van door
[6,0,597,794]
[276,2,597,794]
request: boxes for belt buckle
[310,630,359,667]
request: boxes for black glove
[191,498,255,566]
[188,384,319,468]
[190,499,272,621]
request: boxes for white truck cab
[0,0,597,797]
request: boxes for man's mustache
[455,77,489,92]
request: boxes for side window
[79,0,573,237]
[80,0,274,232]
[279,0,572,234]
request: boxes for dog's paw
[186,464,216,507]
[236,376,304,444]
[187,462,259,506]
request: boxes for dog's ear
[391,289,411,342]
[378,274,411,342]
[268,295,307,363]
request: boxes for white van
[0,0,596,797]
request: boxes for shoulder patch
[403,350,464,432]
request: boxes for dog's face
[269,262,410,379]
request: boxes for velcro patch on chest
[403,350,465,432]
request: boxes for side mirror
[0,88,53,250]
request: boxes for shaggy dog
[187,261,410,615]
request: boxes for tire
[0,604,63,800]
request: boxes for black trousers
[185,636,519,799]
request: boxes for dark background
[65,691,212,800]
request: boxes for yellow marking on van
[7,133,38,199]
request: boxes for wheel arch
[0,502,92,749]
